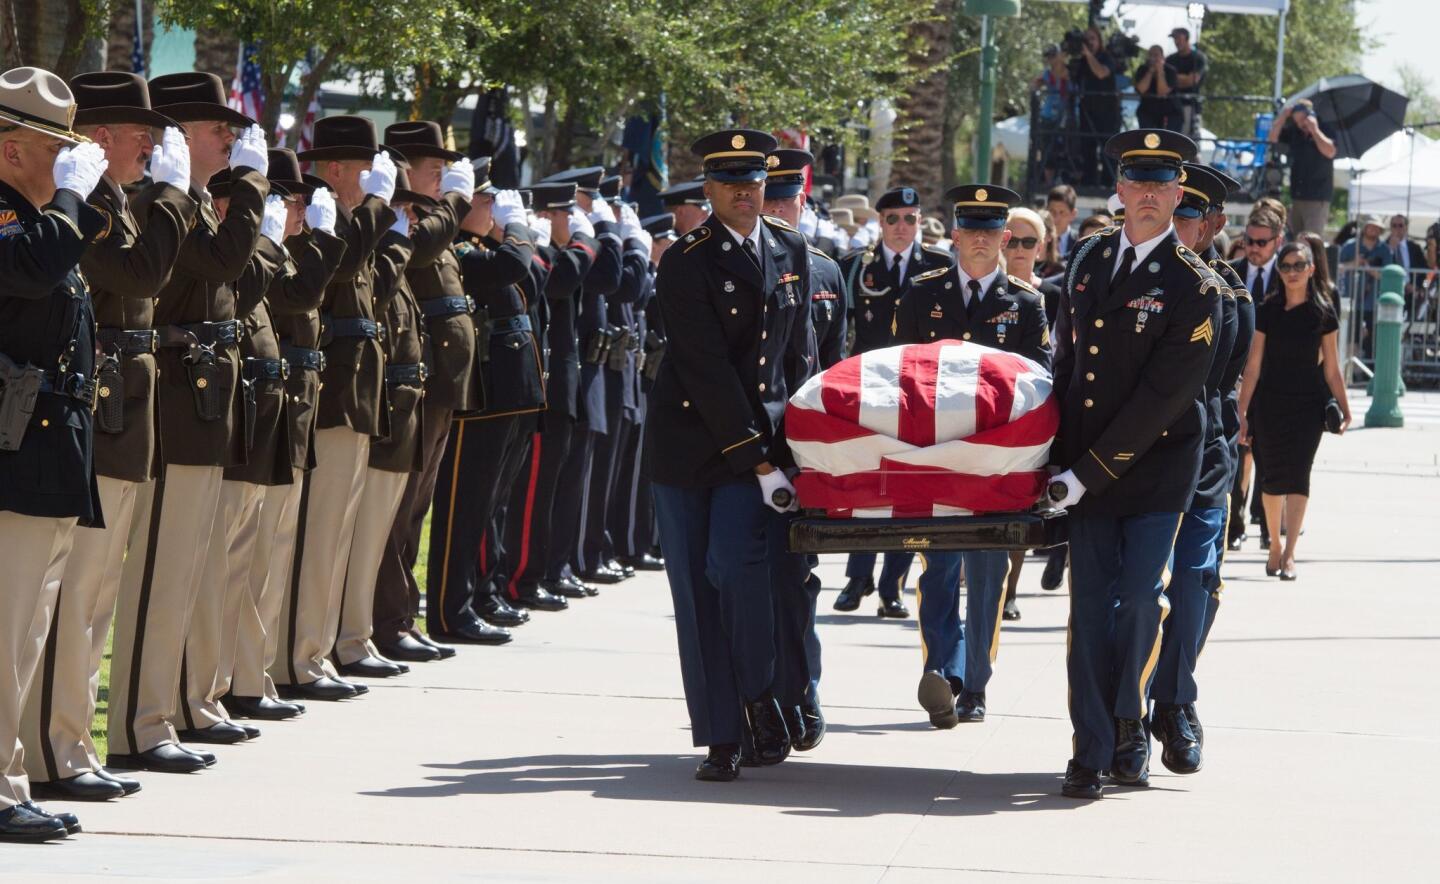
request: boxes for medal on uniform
[1103,248,1112,259]
[930,303,943,319]
[1136,311,1148,334]
[1148,261,1161,274]
[997,323,1006,343]
[864,310,874,322]
[723,280,734,292]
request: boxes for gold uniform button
[730,307,738,315]
[929,332,936,338]
[1089,345,1099,355]
[758,357,766,365]
[441,340,449,348]
[1162,430,1169,437]
[1084,398,1094,408]
[1094,318,1104,328]
[1086,372,1095,381]
[40,419,50,427]
[761,331,767,339]
[962,332,972,340]
[758,383,767,392]
[682,400,690,408]
[196,377,208,389]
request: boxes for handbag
[1323,397,1344,434]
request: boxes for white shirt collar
[1249,252,1276,284]
[723,220,763,255]
[1116,224,1174,273]
[881,242,911,278]
[957,263,1003,300]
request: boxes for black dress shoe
[513,585,568,612]
[29,771,124,802]
[579,565,625,585]
[412,630,457,658]
[474,593,530,627]
[1061,761,1103,799]
[1152,704,1203,774]
[783,705,807,752]
[177,721,249,744]
[376,633,442,662]
[619,553,665,571]
[877,597,910,618]
[833,576,874,611]
[695,744,741,782]
[235,722,262,740]
[23,801,80,835]
[541,579,587,599]
[181,745,218,766]
[917,671,959,729]
[607,558,636,579]
[955,690,987,723]
[106,743,208,773]
[430,620,513,645]
[277,676,359,701]
[334,678,368,696]
[0,803,68,841]
[1110,718,1151,786]
[93,767,142,796]
[1040,548,1067,590]
[1183,702,1204,748]
[743,694,791,765]
[794,698,826,751]
[1002,598,1021,620]
[1227,534,1244,551]
[225,694,305,720]
[337,656,407,678]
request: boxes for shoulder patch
[922,243,951,257]
[1007,274,1038,295]
[681,225,713,253]
[761,215,795,231]
[911,266,950,284]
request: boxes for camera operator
[1134,45,1180,131]
[1167,28,1208,138]
[1033,45,1075,185]
[1069,26,1122,187]
[1269,98,1336,237]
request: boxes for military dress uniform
[107,72,270,768]
[836,190,954,612]
[0,91,109,828]
[894,185,1051,728]
[647,129,814,780]
[1048,130,1222,798]
[21,71,197,799]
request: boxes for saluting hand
[260,194,287,245]
[360,151,397,204]
[588,198,616,226]
[53,141,107,198]
[229,124,270,175]
[441,160,474,197]
[491,189,527,229]
[568,205,595,240]
[530,215,552,248]
[150,126,191,190]
[306,187,337,235]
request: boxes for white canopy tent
[1345,130,1440,221]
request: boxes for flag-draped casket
[786,341,1058,518]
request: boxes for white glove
[799,205,819,239]
[228,124,269,174]
[306,187,337,235]
[359,151,397,203]
[757,469,799,514]
[1048,469,1086,509]
[389,209,410,238]
[530,216,552,248]
[587,199,616,225]
[260,194,287,245]
[635,229,653,256]
[149,126,191,190]
[491,189,527,229]
[441,160,474,197]
[568,207,595,240]
[53,141,107,197]
[617,203,643,240]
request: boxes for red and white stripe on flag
[786,340,1058,518]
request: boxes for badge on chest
[777,272,800,305]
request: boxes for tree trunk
[52,0,93,77]
[261,66,293,143]
[284,49,335,149]
[887,0,955,216]
[192,23,234,81]
[549,99,578,177]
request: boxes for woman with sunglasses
[1236,242,1351,580]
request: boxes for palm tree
[887,0,956,216]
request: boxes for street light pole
[975,14,995,182]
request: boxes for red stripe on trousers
[506,433,544,599]
[897,344,940,448]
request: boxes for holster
[94,353,125,435]
[0,350,42,452]
[606,327,632,371]
[584,328,614,366]
[183,343,231,422]
[643,344,665,382]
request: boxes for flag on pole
[130,0,146,75]
[785,341,1058,518]
[229,43,264,124]
[293,94,320,153]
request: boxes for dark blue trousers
[767,516,818,708]
[844,552,913,602]
[1199,498,1232,654]
[653,481,780,747]
[1153,506,1226,707]
[1066,511,1181,771]
[915,549,1010,691]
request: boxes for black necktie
[741,237,760,269]
[1113,246,1136,289]
[892,251,903,281]
[1250,267,1265,298]
[966,279,982,319]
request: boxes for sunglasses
[1003,236,1040,249]
[884,213,918,226]
[1391,222,1406,229]
[1245,234,1275,247]
[1278,260,1310,272]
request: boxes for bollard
[1364,265,1405,428]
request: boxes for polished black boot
[1183,702,1204,748]
[694,744,740,782]
[474,591,530,627]
[795,697,826,751]
[1040,547,1066,590]
[1110,718,1151,786]
[429,620,513,645]
[540,578,587,599]
[877,596,910,619]
[782,706,807,753]
[1061,760,1103,799]
[0,803,68,842]
[743,693,791,766]
[832,576,874,612]
[513,584,569,612]
[916,671,959,730]
[955,690,987,723]
[1153,703,1203,774]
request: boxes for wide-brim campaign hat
[529,181,578,210]
[267,148,315,198]
[150,72,253,127]
[297,114,393,163]
[71,71,176,130]
[0,66,81,144]
[384,120,464,162]
[391,165,437,208]
[830,208,856,232]
[833,193,877,223]
[765,148,812,199]
[208,169,289,202]
[944,183,1020,229]
[1105,128,1198,182]
[691,128,776,183]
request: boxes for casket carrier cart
[783,340,1069,554]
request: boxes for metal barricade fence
[1335,263,1439,387]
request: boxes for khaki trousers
[233,470,304,700]
[21,476,137,781]
[335,467,410,665]
[271,427,369,685]
[0,512,76,810]
[180,480,264,730]
[107,464,224,755]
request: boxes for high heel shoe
[1279,561,1297,581]
[1265,555,1282,577]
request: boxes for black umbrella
[1288,74,1409,159]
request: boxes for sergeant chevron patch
[1190,316,1214,345]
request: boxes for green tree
[1393,63,1440,128]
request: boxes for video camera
[1107,31,1142,61]
[1061,29,1086,56]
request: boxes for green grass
[89,510,435,763]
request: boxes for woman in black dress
[1237,242,1352,579]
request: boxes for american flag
[229,42,263,124]
[786,341,1058,518]
[130,0,145,75]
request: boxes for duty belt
[385,362,428,385]
[321,315,382,340]
[39,369,99,408]
[418,295,474,319]
[97,328,158,355]
[282,345,326,373]
[159,319,242,348]
[489,315,532,335]
[243,357,289,382]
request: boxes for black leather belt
[418,295,474,319]
[490,315,532,334]
[282,345,326,373]
[322,316,381,340]
[244,357,289,382]
[385,362,428,385]
[160,319,242,348]
[97,328,158,355]
[39,369,98,408]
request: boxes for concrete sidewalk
[6,407,1439,882]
